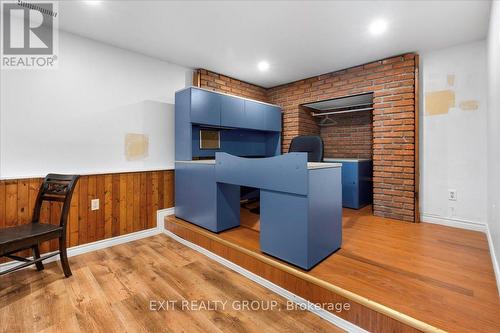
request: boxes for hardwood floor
[0,235,342,333]
[166,206,500,333]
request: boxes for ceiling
[57,0,491,88]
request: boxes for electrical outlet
[448,189,457,201]
[91,199,99,210]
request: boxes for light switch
[91,199,99,210]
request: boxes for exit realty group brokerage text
[149,299,351,313]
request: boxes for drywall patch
[447,74,455,87]
[425,90,455,116]
[125,133,149,160]
[459,100,479,111]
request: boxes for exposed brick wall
[320,110,373,159]
[195,69,268,102]
[196,53,417,222]
[266,54,417,222]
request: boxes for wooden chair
[0,174,80,277]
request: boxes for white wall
[487,0,500,292]
[420,41,488,230]
[0,31,192,179]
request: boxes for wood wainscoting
[0,170,174,260]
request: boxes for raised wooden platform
[165,206,500,333]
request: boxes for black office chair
[289,135,324,162]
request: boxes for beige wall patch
[447,74,455,87]
[125,133,149,160]
[425,90,455,116]
[459,100,479,111]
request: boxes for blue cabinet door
[175,162,240,232]
[244,100,266,131]
[264,105,282,132]
[190,88,221,126]
[175,162,217,231]
[221,94,245,128]
[341,162,359,209]
[244,101,281,132]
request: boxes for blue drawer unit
[190,88,221,126]
[324,158,373,209]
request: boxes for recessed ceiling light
[85,1,102,6]
[369,19,388,36]
[258,61,270,72]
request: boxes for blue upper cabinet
[176,87,282,160]
[244,100,266,131]
[263,104,282,132]
[221,94,245,128]
[190,88,221,126]
[244,100,281,132]
[187,87,281,131]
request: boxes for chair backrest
[32,174,80,228]
[289,136,324,162]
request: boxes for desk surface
[176,159,342,169]
[176,160,216,165]
[324,157,372,162]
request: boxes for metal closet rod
[312,107,373,116]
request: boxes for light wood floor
[170,205,500,333]
[0,235,342,333]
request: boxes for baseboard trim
[156,207,175,233]
[421,214,487,232]
[0,227,161,273]
[486,224,500,296]
[0,206,175,273]
[162,227,367,333]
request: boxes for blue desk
[175,153,342,270]
[174,87,343,270]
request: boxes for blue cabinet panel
[260,190,309,268]
[263,104,282,132]
[243,101,282,132]
[244,100,266,131]
[175,89,192,161]
[307,167,342,268]
[215,152,309,196]
[190,88,221,126]
[175,162,217,231]
[191,126,268,158]
[175,162,239,232]
[221,94,245,128]
[342,162,359,209]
